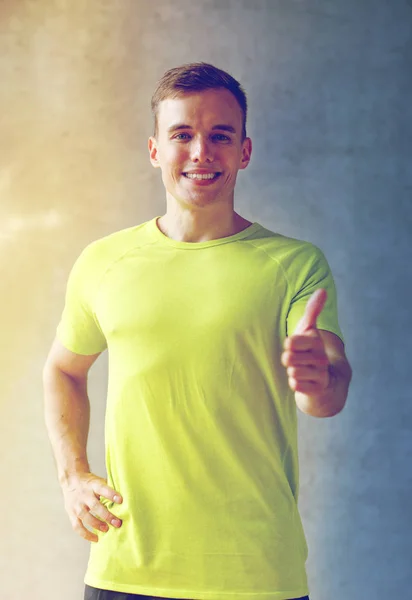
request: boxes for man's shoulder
[67,219,154,286]
[88,219,151,249]
[78,219,153,265]
[252,223,322,263]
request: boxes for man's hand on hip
[61,472,123,543]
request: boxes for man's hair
[151,62,248,141]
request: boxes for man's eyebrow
[167,123,237,134]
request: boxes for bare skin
[148,88,253,243]
[281,289,352,417]
[43,339,123,542]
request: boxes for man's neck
[156,211,253,243]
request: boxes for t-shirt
[56,216,344,600]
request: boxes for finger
[281,349,329,368]
[78,501,122,531]
[78,506,108,531]
[288,378,327,395]
[72,517,99,543]
[93,482,123,504]
[84,512,110,532]
[287,365,328,381]
[88,500,123,528]
[284,334,325,352]
[294,288,327,334]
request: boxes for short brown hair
[151,62,248,141]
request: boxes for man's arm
[43,338,99,483]
[43,338,123,542]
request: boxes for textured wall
[1,1,411,599]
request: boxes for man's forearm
[295,361,352,418]
[43,367,91,485]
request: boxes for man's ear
[148,137,160,168]
[239,137,252,170]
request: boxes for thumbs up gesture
[281,288,331,397]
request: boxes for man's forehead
[157,90,241,129]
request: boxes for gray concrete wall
[1,1,410,598]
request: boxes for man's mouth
[182,172,221,180]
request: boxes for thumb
[294,288,327,334]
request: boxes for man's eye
[173,133,230,141]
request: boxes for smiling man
[43,62,352,600]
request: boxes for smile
[183,172,221,180]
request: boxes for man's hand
[61,472,123,543]
[281,288,330,397]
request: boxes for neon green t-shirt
[56,216,343,600]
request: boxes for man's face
[148,88,252,209]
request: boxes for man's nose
[190,137,214,162]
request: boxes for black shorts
[84,584,309,600]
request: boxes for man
[43,62,352,600]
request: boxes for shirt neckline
[149,216,261,249]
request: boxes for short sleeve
[56,244,108,355]
[286,244,344,343]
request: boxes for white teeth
[185,173,218,180]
